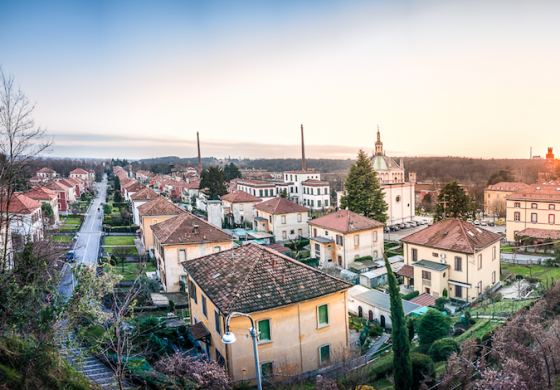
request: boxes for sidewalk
[501,253,554,264]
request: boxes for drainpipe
[297,303,304,372]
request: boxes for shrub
[372,360,393,380]
[418,309,450,347]
[368,325,383,337]
[168,300,176,313]
[428,338,461,362]
[402,290,420,300]
[411,353,435,389]
[355,255,374,262]
[435,297,449,311]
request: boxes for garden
[102,192,139,232]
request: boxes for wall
[141,215,175,252]
[207,201,223,228]
[132,199,149,226]
[223,201,259,224]
[382,182,415,226]
[506,199,560,241]
[270,211,309,242]
[348,296,392,328]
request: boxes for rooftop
[0,194,42,214]
[515,228,560,240]
[138,196,184,217]
[221,190,262,203]
[26,185,58,201]
[130,187,159,201]
[412,259,450,272]
[409,293,437,307]
[151,212,232,245]
[370,155,403,171]
[397,264,414,279]
[354,289,421,315]
[37,167,56,174]
[70,168,88,174]
[486,182,530,191]
[254,197,308,214]
[308,209,384,234]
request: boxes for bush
[402,290,420,301]
[355,255,374,262]
[418,309,450,347]
[385,250,401,257]
[411,353,435,389]
[435,297,449,311]
[368,325,383,337]
[372,360,393,380]
[428,338,461,362]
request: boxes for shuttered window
[258,319,271,342]
[318,305,329,327]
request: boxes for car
[399,223,406,229]
[390,225,399,231]
[488,221,495,226]
[481,221,488,226]
[410,221,417,227]
[66,251,75,263]
[384,227,390,233]
[467,218,473,223]
[404,223,412,228]
[474,220,480,225]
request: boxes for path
[365,333,390,360]
[501,252,554,264]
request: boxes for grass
[59,225,78,232]
[501,263,560,281]
[110,262,156,281]
[50,235,73,244]
[104,246,138,255]
[501,244,514,253]
[470,299,536,317]
[64,217,82,223]
[455,319,502,342]
[105,236,136,245]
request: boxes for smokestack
[301,124,306,171]
[197,132,202,174]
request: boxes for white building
[1,194,44,243]
[254,197,309,242]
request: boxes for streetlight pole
[222,312,262,390]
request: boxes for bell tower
[375,125,383,156]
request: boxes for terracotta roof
[397,264,414,279]
[182,243,351,315]
[221,191,262,203]
[516,228,560,240]
[151,212,232,245]
[302,179,329,185]
[58,178,77,187]
[138,196,184,217]
[37,167,56,174]
[409,293,437,307]
[284,170,317,174]
[506,184,560,201]
[487,182,529,191]
[400,218,501,254]
[0,194,42,214]
[254,197,308,214]
[123,181,145,192]
[238,180,272,185]
[130,187,159,201]
[308,210,384,234]
[45,181,69,192]
[189,322,210,340]
[26,185,58,201]
[70,168,88,174]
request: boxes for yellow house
[400,218,501,302]
[151,212,233,292]
[138,196,184,253]
[506,182,560,242]
[307,209,385,269]
[182,243,351,382]
[254,198,309,242]
[484,182,529,215]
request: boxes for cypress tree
[384,253,413,390]
[340,149,387,222]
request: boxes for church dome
[371,155,402,171]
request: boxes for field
[104,246,138,255]
[104,236,136,245]
[501,263,560,281]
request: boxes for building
[45,180,71,214]
[0,194,44,242]
[546,147,555,163]
[36,167,57,180]
[254,198,309,242]
[151,212,233,292]
[281,171,330,210]
[69,168,91,187]
[221,191,262,225]
[57,178,78,201]
[236,180,280,202]
[130,187,159,226]
[182,243,352,380]
[26,185,60,222]
[122,180,145,202]
[307,209,385,269]
[400,218,501,302]
[484,182,529,216]
[0,222,13,269]
[138,197,184,254]
[505,182,560,242]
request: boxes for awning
[397,265,414,279]
[189,322,211,341]
[448,280,472,288]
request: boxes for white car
[404,223,412,228]
[474,220,480,225]
[467,218,473,223]
[481,221,488,226]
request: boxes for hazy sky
[2,0,559,160]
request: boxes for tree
[199,165,228,200]
[434,181,471,221]
[384,253,413,390]
[104,203,112,215]
[418,309,450,347]
[489,198,506,218]
[487,168,514,186]
[341,149,387,222]
[114,174,121,189]
[421,193,435,212]
[41,202,54,224]
[114,190,124,203]
[223,162,242,181]
[428,338,460,362]
[280,189,288,199]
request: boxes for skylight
[476,228,483,234]
[468,231,475,237]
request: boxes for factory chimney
[197,132,202,175]
[301,124,306,171]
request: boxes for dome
[371,155,402,171]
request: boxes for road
[59,175,107,297]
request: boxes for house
[182,243,352,380]
[0,194,44,242]
[359,262,404,288]
[36,167,57,180]
[122,180,145,202]
[485,182,529,216]
[138,197,184,254]
[26,185,60,222]
[308,210,385,269]
[151,212,233,292]
[221,191,262,225]
[0,222,13,269]
[69,168,90,187]
[348,286,421,327]
[236,179,279,202]
[254,197,309,242]
[400,218,502,302]
[45,180,71,213]
[57,178,78,201]
[505,182,560,242]
[130,187,159,226]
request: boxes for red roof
[254,197,308,214]
[302,179,329,185]
[308,209,384,234]
[0,194,42,214]
[397,265,414,279]
[37,167,56,174]
[130,187,159,201]
[400,218,501,254]
[221,191,262,203]
[45,181,69,191]
[409,293,437,307]
[487,182,529,191]
[26,185,58,201]
[70,168,88,175]
[516,228,560,240]
[138,197,184,217]
[151,212,232,245]
[506,183,560,201]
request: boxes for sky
[1,0,559,160]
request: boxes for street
[59,175,107,297]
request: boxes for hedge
[403,290,420,301]
[356,255,374,262]
[411,353,435,389]
[299,257,318,267]
[285,239,310,250]
[112,202,128,208]
[428,338,461,362]
[102,225,140,233]
[386,250,402,257]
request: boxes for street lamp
[222,312,262,390]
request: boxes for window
[261,362,274,377]
[455,256,462,271]
[412,248,418,262]
[455,285,462,298]
[290,229,294,235]
[281,215,286,224]
[215,310,221,335]
[336,235,343,246]
[269,215,272,223]
[318,200,321,207]
[291,187,293,193]
[319,345,331,366]
[422,270,431,280]
[311,189,314,195]
[324,230,329,236]
[214,246,221,253]
[550,214,555,224]
[531,213,538,223]
[514,212,520,221]
[550,204,556,210]
[297,213,302,222]
[325,188,329,194]
[492,271,496,284]
[188,281,197,303]
[488,194,490,198]
[478,281,482,295]
[265,189,268,197]
[432,252,438,258]
[317,304,329,327]
[315,243,321,253]
[202,295,207,317]
[258,319,271,342]
[260,190,263,197]
[497,194,500,199]
[295,175,297,181]
[515,202,520,208]
[354,235,359,247]
[311,200,314,207]
[532,203,537,209]
[240,204,244,211]
[492,246,496,260]
[298,228,302,236]
[374,250,378,258]
[282,231,287,240]
[325,200,328,207]
[477,254,482,269]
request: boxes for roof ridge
[457,219,474,252]
[226,244,267,313]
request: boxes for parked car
[422,220,428,225]
[488,221,495,226]
[474,220,480,225]
[390,225,400,231]
[399,223,406,229]
[66,251,75,263]
[410,221,418,227]
[384,227,390,233]
[467,218,473,223]
[481,221,488,226]
[404,223,412,228]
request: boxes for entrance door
[358,306,363,318]
[369,310,374,322]
[380,315,386,328]
[338,256,342,266]
[425,287,430,294]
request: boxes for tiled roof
[409,293,437,307]
[70,168,88,174]
[45,181,69,191]
[254,197,308,214]
[506,184,560,201]
[182,243,351,315]
[26,185,58,201]
[58,178,77,187]
[397,264,414,279]
[238,180,271,185]
[130,187,159,201]
[308,209,384,234]
[221,191,262,203]
[400,218,501,254]
[302,179,329,185]
[516,228,560,240]
[151,212,232,245]
[138,196,184,217]
[0,194,41,214]
[487,182,529,191]
[189,322,210,341]
[123,181,145,192]
[37,167,56,174]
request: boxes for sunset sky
[2,0,559,160]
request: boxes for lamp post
[222,312,262,390]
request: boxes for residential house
[308,210,385,269]
[282,171,326,209]
[236,180,280,202]
[36,167,57,180]
[485,182,529,216]
[182,243,352,380]
[0,194,44,242]
[254,198,309,242]
[26,185,60,222]
[45,180,71,213]
[57,178,78,201]
[151,212,233,292]
[130,187,159,226]
[221,191,262,225]
[0,222,13,269]
[122,180,145,202]
[138,197,184,254]
[69,169,90,187]
[400,218,501,302]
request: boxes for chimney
[197,132,202,175]
[301,124,306,171]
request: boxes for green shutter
[318,305,328,325]
[258,320,271,341]
[320,345,330,364]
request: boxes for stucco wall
[255,210,309,241]
[382,183,415,226]
[141,215,174,251]
[506,199,560,241]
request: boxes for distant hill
[139,156,219,164]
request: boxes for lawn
[501,244,514,253]
[64,217,82,224]
[455,319,502,342]
[470,299,536,317]
[501,263,560,281]
[50,235,74,243]
[105,236,136,245]
[59,225,79,232]
[111,262,156,281]
[104,246,138,255]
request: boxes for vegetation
[428,338,461,362]
[105,236,136,246]
[487,168,515,186]
[223,162,242,181]
[199,165,228,200]
[418,309,450,347]
[402,290,420,301]
[434,181,471,221]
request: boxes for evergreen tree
[200,166,228,200]
[340,149,387,222]
[418,309,450,347]
[223,162,242,181]
[433,181,471,221]
[384,253,413,390]
[114,190,124,203]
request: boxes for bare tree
[489,199,506,219]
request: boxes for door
[358,306,363,318]
[425,287,430,294]
[380,315,386,328]
[338,256,342,266]
[369,310,374,322]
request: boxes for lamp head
[222,331,237,344]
